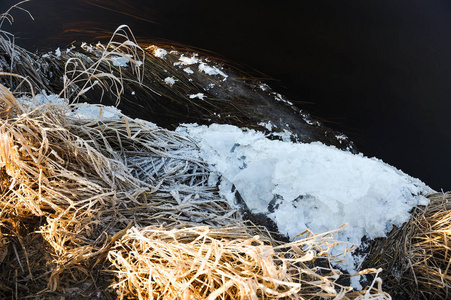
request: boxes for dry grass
[110,225,329,300]
[363,192,451,299]
[0,9,390,297]
[0,85,238,297]
[0,21,357,151]
[0,78,391,298]
[109,225,391,300]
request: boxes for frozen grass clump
[363,192,451,299]
[0,84,239,296]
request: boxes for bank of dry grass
[363,192,451,299]
[0,83,391,299]
[0,7,404,296]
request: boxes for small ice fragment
[273,93,293,105]
[66,45,75,53]
[258,121,273,131]
[183,67,194,74]
[189,93,206,100]
[259,83,269,91]
[164,77,176,86]
[81,42,95,53]
[69,104,121,120]
[110,55,131,67]
[178,54,200,65]
[335,134,348,141]
[153,47,167,59]
[198,63,228,78]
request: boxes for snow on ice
[19,92,121,120]
[177,123,433,286]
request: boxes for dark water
[1,0,450,191]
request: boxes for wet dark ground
[1,0,450,191]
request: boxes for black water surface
[1,0,450,191]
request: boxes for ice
[172,53,228,80]
[335,134,348,141]
[68,104,121,120]
[34,92,67,106]
[273,92,294,105]
[189,93,206,100]
[176,54,200,66]
[17,91,66,108]
[178,123,434,283]
[110,55,129,67]
[151,47,167,59]
[258,121,274,131]
[110,54,140,67]
[183,67,194,74]
[18,93,122,120]
[198,63,228,79]
[164,77,176,86]
[259,83,269,91]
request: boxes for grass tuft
[363,192,451,300]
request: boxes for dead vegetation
[363,192,451,300]
[0,83,391,299]
[0,18,357,151]
[0,4,425,297]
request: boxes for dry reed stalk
[363,192,451,299]
[108,224,390,300]
[0,85,240,297]
[0,0,33,29]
